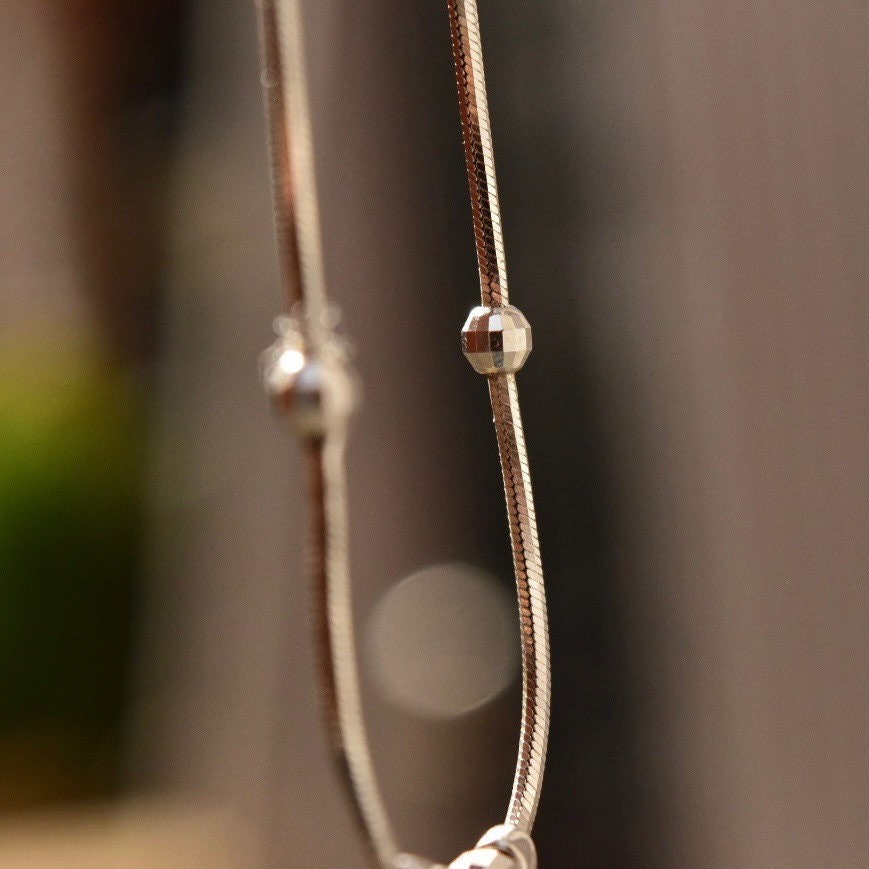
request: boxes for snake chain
[259,1,399,864]
[448,0,550,834]
[258,0,550,863]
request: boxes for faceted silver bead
[461,305,532,375]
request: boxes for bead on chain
[461,305,532,375]
[450,0,550,844]
[261,313,357,437]
[258,0,548,862]
[257,1,397,865]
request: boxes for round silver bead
[261,331,356,437]
[461,305,532,375]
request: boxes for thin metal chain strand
[305,439,394,869]
[448,0,509,306]
[449,0,551,837]
[489,374,550,833]
[257,2,398,865]
[267,0,327,346]
[259,0,303,307]
[321,434,400,865]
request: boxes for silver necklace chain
[448,0,550,835]
[258,1,550,865]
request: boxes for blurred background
[0,1,865,866]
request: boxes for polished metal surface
[262,315,357,436]
[449,0,551,840]
[486,374,549,834]
[257,1,398,866]
[447,824,537,869]
[475,824,537,869]
[259,0,302,309]
[260,0,327,344]
[461,305,532,375]
[447,0,508,308]
[396,825,537,869]
[259,0,548,863]
[448,849,514,869]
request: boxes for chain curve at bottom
[488,374,550,833]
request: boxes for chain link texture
[448,0,508,307]
[259,0,550,862]
[488,375,550,833]
[449,0,551,837]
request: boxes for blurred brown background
[0,1,865,866]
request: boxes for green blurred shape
[0,341,144,807]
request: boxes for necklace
[258,1,550,865]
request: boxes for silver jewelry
[258,0,550,864]
[449,0,550,844]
